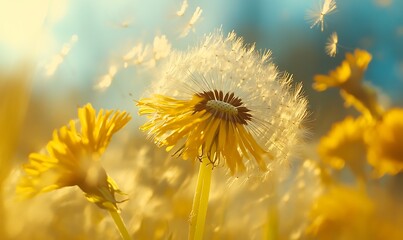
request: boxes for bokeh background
[1,0,402,141]
[1,0,403,239]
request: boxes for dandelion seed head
[138,30,308,179]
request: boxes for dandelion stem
[189,157,213,240]
[189,158,206,238]
[263,205,279,240]
[0,186,5,237]
[109,209,131,240]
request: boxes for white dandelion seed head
[148,30,308,180]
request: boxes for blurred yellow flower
[365,108,403,177]
[17,103,131,210]
[0,67,30,183]
[0,65,31,238]
[313,49,383,118]
[318,116,372,179]
[306,185,374,240]
[313,49,371,90]
[137,31,307,175]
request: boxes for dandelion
[325,32,338,57]
[313,49,383,119]
[306,0,337,32]
[17,103,132,240]
[137,30,307,239]
[365,108,403,177]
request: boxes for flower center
[193,90,252,125]
[206,100,238,116]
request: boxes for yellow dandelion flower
[314,49,383,118]
[137,30,307,175]
[306,185,374,240]
[318,116,373,179]
[365,108,403,177]
[17,103,131,210]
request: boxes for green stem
[109,209,131,240]
[189,158,213,240]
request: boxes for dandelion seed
[325,32,338,57]
[180,6,202,38]
[119,19,132,28]
[17,103,131,210]
[153,35,171,61]
[123,43,144,63]
[176,0,188,16]
[45,34,78,76]
[94,65,119,91]
[123,36,171,69]
[306,0,337,32]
